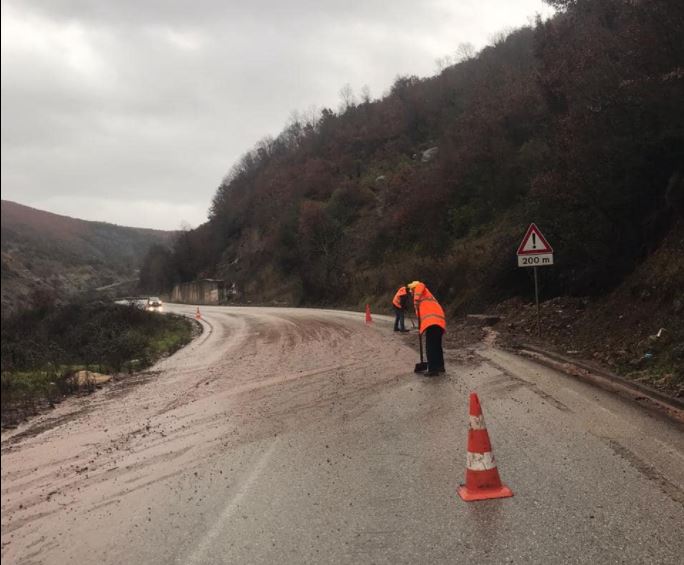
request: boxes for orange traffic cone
[365,304,373,324]
[457,393,513,501]
[195,307,202,320]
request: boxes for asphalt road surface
[2,305,683,564]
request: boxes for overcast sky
[1,0,554,230]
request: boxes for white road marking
[183,438,279,565]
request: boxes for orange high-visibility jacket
[392,286,408,308]
[412,282,446,334]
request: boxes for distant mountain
[1,200,176,313]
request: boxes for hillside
[145,0,682,314]
[1,200,175,313]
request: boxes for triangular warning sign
[517,223,553,255]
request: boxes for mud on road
[2,305,683,564]
[1,307,417,562]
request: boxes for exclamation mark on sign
[532,233,537,249]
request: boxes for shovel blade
[414,362,428,373]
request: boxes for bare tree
[360,84,372,104]
[338,83,356,112]
[455,42,476,62]
[435,55,454,72]
[287,109,302,129]
[489,28,513,47]
[303,105,321,129]
[436,42,476,72]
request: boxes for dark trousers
[393,307,405,331]
[425,325,444,372]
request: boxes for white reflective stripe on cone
[466,451,497,471]
[469,415,486,430]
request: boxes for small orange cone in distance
[457,393,513,502]
[195,307,202,320]
[365,304,373,324]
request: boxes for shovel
[414,326,428,373]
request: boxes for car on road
[147,297,163,310]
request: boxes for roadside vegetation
[1,301,194,426]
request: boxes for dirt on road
[1,307,418,562]
[2,305,683,565]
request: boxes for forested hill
[142,0,683,312]
[1,200,175,313]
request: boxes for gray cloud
[1,0,553,229]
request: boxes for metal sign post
[533,266,540,337]
[517,223,554,338]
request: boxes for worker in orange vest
[408,280,446,376]
[392,285,411,332]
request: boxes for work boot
[400,329,410,333]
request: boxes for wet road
[2,305,683,564]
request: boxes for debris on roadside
[447,295,682,399]
[68,370,113,389]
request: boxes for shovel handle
[417,316,424,363]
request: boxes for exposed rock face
[421,147,439,162]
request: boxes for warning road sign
[517,223,553,267]
[517,223,553,254]
[517,223,554,336]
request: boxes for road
[2,305,683,564]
